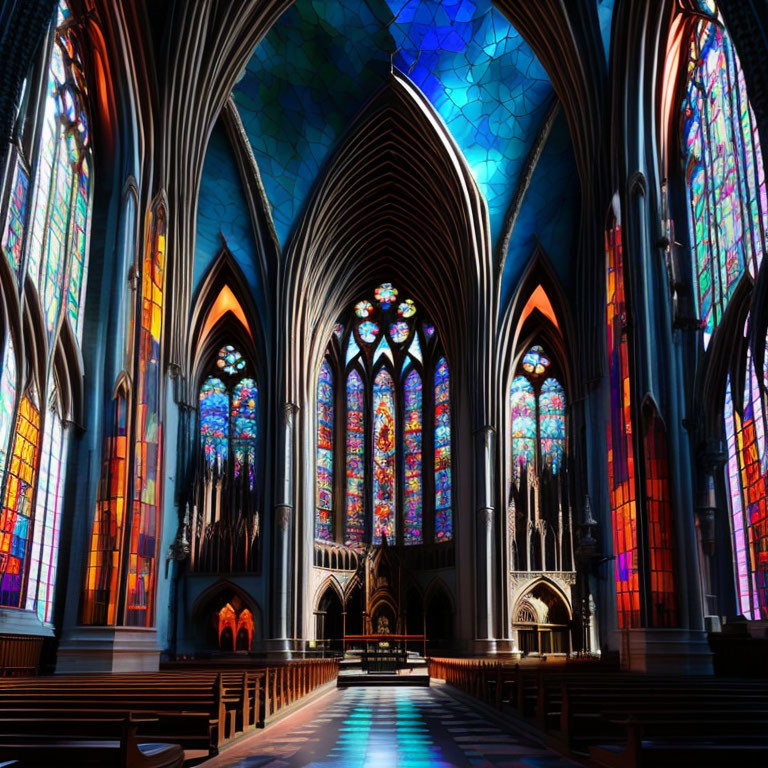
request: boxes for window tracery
[315,283,452,548]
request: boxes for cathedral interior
[0,0,767,765]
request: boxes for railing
[428,657,516,709]
[262,658,339,720]
[344,633,426,660]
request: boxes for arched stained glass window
[345,370,365,545]
[315,360,334,542]
[434,357,452,541]
[606,218,640,628]
[724,342,768,619]
[200,377,229,471]
[318,284,452,547]
[0,339,18,479]
[510,376,536,481]
[0,393,41,608]
[682,4,767,346]
[403,369,423,545]
[232,378,258,491]
[373,369,396,544]
[539,378,565,474]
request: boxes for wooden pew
[0,715,184,768]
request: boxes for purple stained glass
[2,158,29,278]
[434,357,452,541]
[539,377,566,474]
[683,16,766,346]
[522,344,550,375]
[231,378,258,490]
[345,370,365,544]
[510,376,535,481]
[403,369,422,545]
[390,321,410,343]
[423,323,435,339]
[315,360,334,541]
[373,368,396,544]
[200,377,229,470]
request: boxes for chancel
[0,0,767,766]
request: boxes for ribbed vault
[282,72,492,412]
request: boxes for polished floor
[199,685,579,768]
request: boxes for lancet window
[314,283,452,547]
[0,1,90,621]
[507,343,571,574]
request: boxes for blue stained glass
[390,321,409,343]
[373,369,396,544]
[434,357,452,541]
[346,334,361,364]
[358,321,379,344]
[315,360,334,541]
[373,335,393,364]
[408,333,423,362]
[200,377,229,470]
[345,370,365,544]
[539,377,565,474]
[423,323,435,339]
[231,377,258,490]
[510,376,535,481]
[0,338,18,480]
[403,369,422,545]
[235,0,552,247]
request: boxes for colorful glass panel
[315,360,334,541]
[606,220,640,628]
[374,283,398,308]
[390,321,409,343]
[199,377,229,471]
[126,204,165,627]
[358,321,378,344]
[408,333,423,363]
[643,413,678,627]
[373,335,393,364]
[345,370,365,545]
[372,369,396,544]
[346,335,360,364]
[0,395,41,608]
[522,345,551,375]
[216,345,246,376]
[0,339,18,481]
[510,376,536,481]
[683,14,766,346]
[403,369,423,545]
[355,300,373,318]
[434,357,452,541]
[2,158,29,278]
[398,300,416,318]
[231,378,258,491]
[423,323,435,339]
[66,158,90,338]
[26,402,67,623]
[539,378,565,474]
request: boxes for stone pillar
[475,426,497,652]
[270,403,297,653]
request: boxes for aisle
[199,685,579,768]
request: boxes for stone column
[475,426,497,652]
[270,403,297,653]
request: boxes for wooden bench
[0,715,184,768]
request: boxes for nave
[198,686,577,768]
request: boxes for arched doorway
[514,581,571,656]
[425,585,454,650]
[191,581,261,654]
[316,585,344,654]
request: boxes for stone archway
[513,579,571,656]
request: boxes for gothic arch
[190,579,262,649]
[313,576,343,613]
[511,576,573,623]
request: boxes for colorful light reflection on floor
[202,686,580,768]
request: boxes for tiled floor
[199,685,579,768]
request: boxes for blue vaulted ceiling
[231,0,554,249]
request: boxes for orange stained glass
[605,221,641,628]
[125,203,165,627]
[0,395,41,608]
[82,393,128,624]
[643,412,678,627]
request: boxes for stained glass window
[539,378,565,474]
[644,412,678,627]
[26,396,67,623]
[200,377,229,471]
[606,219,640,628]
[682,7,767,346]
[0,394,41,608]
[510,376,536,481]
[217,345,246,376]
[318,285,450,547]
[373,369,396,544]
[724,345,768,619]
[403,369,423,545]
[315,360,334,541]
[345,370,365,544]
[522,345,551,375]
[0,339,18,481]
[231,378,258,491]
[2,159,29,279]
[434,357,452,541]
[126,203,165,627]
